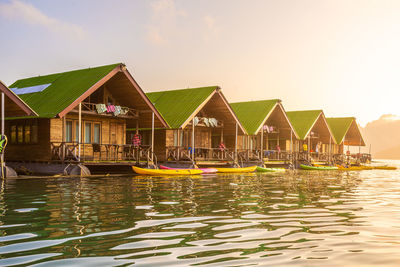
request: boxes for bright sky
[1,0,399,126]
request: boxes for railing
[50,142,154,164]
[166,146,235,162]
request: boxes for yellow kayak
[132,166,203,176]
[335,165,373,171]
[372,166,397,170]
[215,166,257,173]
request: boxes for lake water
[1,160,400,266]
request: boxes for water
[1,160,400,266]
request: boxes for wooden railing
[50,142,154,164]
[166,146,235,162]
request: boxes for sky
[0,0,400,126]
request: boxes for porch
[50,142,155,165]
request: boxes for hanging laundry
[114,106,122,116]
[120,107,129,115]
[194,117,199,126]
[204,118,210,127]
[132,134,141,147]
[96,104,107,114]
[107,105,115,113]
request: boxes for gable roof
[147,86,217,129]
[8,63,167,127]
[0,80,37,116]
[230,99,280,135]
[9,63,121,118]
[326,117,365,146]
[286,110,324,140]
[326,117,354,144]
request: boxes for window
[17,126,23,143]
[10,126,16,144]
[9,120,39,145]
[93,123,100,144]
[173,130,178,146]
[84,122,92,144]
[24,125,31,143]
[75,121,79,143]
[31,124,38,143]
[66,121,72,142]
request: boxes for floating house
[326,117,367,163]
[5,63,167,174]
[286,110,336,162]
[230,99,298,164]
[141,86,246,165]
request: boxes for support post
[62,115,66,161]
[290,129,293,164]
[78,103,82,161]
[151,112,154,163]
[192,117,195,162]
[329,136,332,164]
[1,93,4,179]
[260,127,263,161]
[308,135,311,162]
[1,92,4,136]
[235,122,238,163]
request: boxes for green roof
[9,63,121,118]
[326,117,355,144]
[286,110,322,140]
[146,86,217,128]
[230,99,279,135]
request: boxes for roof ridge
[230,99,281,104]
[148,85,218,95]
[12,63,122,85]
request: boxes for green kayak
[300,164,338,170]
[256,166,286,172]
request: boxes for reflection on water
[0,161,400,266]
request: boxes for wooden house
[5,63,167,170]
[230,99,298,163]
[286,110,336,162]
[326,117,367,163]
[137,86,246,165]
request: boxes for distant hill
[361,114,400,159]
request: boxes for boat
[300,164,338,170]
[132,166,203,176]
[159,165,218,174]
[215,166,257,173]
[372,166,397,170]
[256,166,286,172]
[335,165,373,171]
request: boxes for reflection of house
[139,86,246,165]
[326,117,367,162]
[286,110,336,162]
[230,99,297,163]
[5,63,166,174]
